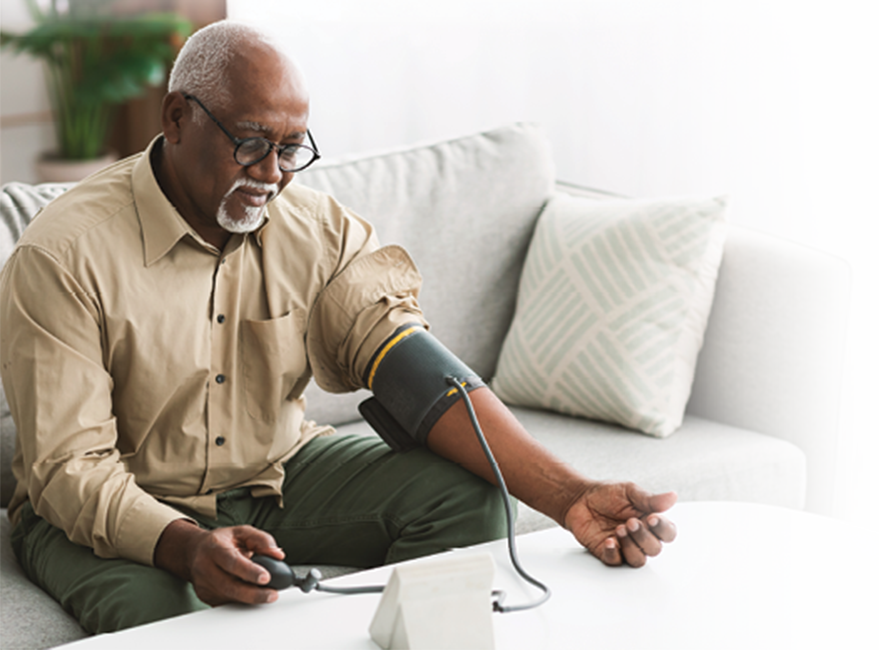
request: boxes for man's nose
[247,148,283,185]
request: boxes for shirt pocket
[240,309,308,423]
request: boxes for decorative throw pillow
[491,193,727,437]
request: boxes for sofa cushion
[0,182,71,259]
[491,193,726,437]
[297,123,556,427]
[0,511,89,648]
[0,395,13,508]
[334,407,806,533]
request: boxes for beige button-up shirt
[0,138,425,566]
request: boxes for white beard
[216,178,278,233]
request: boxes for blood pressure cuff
[359,324,485,451]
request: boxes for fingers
[193,557,280,606]
[217,545,272,587]
[646,490,678,514]
[617,488,677,568]
[644,513,677,543]
[594,514,676,567]
[615,520,648,567]
[594,537,622,566]
[227,526,286,586]
[191,526,285,606]
[626,485,678,516]
[235,525,285,560]
[568,481,678,568]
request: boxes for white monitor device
[369,553,496,650]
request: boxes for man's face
[171,45,310,240]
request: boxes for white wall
[0,0,891,630]
[226,0,887,483]
[0,0,57,184]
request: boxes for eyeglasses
[183,93,320,173]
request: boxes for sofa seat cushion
[335,409,806,534]
[508,407,806,527]
[0,511,89,649]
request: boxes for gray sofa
[0,123,849,649]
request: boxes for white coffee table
[62,502,877,649]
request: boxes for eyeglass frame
[183,93,320,173]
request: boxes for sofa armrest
[557,181,865,519]
[687,224,850,515]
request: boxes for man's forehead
[235,119,306,139]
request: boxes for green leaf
[1,8,192,160]
[23,0,46,22]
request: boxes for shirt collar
[133,136,198,266]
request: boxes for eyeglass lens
[235,138,316,172]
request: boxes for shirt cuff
[111,494,197,567]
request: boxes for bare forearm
[153,518,205,579]
[426,388,590,526]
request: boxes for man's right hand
[154,519,286,606]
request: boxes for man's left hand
[564,483,678,567]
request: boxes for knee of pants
[450,478,514,544]
[384,468,514,566]
[12,502,209,635]
[74,565,209,635]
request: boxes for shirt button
[216,314,226,324]
[215,374,226,384]
[215,436,226,446]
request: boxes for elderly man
[1,21,676,634]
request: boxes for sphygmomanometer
[358,323,485,451]
[252,323,550,613]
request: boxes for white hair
[168,20,281,116]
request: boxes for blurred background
[2,0,892,627]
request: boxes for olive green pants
[11,434,507,634]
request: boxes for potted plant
[1,0,191,182]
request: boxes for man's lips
[233,187,273,208]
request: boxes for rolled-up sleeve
[0,246,187,566]
[307,244,427,394]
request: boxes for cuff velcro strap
[360,325,484,449]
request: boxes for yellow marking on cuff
[366,325,424,389]
[445,382,468,398]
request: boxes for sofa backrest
[297,123,555,425]
[0,123,556,506]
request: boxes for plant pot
[34,152,118,184]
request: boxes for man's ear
[160,92,189,144]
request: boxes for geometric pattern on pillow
[492,193,727,437]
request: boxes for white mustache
[226,178,279,202]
